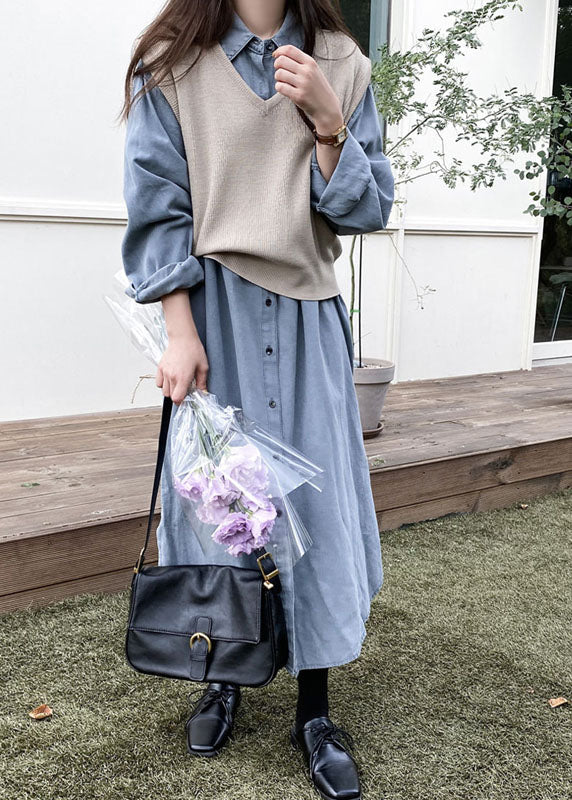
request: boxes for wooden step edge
[0,561,158,616]
[0,509,160,545]
[368,435,572,473]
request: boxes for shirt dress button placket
[260,290,286,568]
[261,291,283,441]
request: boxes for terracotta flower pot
[353,358,395,438]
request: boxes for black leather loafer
[290,716,361,800]
[185,682,241,757]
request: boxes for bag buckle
[257,552,279,589]
[190,632,212,653]
[189,617,213,681]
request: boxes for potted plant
[349,232,394,439]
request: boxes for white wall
[365,0,559,381]
[0,0,164,420]
[0,0,559,420]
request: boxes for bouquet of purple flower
[104,271,322,570]
[174,441,277,556]
[170,387,323,566]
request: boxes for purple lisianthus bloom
[242,494,277,544]
[218,443,269,499]
[202,469,242,507]
[173,469,208,503]
[195,497,232,525]
[211,496,278,557]
[212,511,259,556]
[176,465,241,526]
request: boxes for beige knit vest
[141,29,372,300]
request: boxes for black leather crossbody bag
[125,396,289,687]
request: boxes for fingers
[273,54,318,106]
[161,367,209,404]
[273,58,299,81]
[157,343,209,403]
[171,375,191,405]
[272,44,309,64]
[275,80,296,100]
[274,54,311,79]
[274,66,300,88]
[195,362,209,392]
[274,55,314,92]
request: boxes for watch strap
[313,123,348,146]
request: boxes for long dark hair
[117,0,359,124]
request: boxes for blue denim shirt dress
[121,7,395,676]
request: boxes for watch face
[335,128,348,144]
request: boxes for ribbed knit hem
[205,252,342,301]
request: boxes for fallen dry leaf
[548,697,568,709]
[28,703,53,720]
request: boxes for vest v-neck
[213,40,288,114]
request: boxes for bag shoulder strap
[134,395,173,573]
[133,396,279,589]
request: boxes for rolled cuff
[311,130,372,218]
[124,254,205,304]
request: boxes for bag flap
[129,564,263,644]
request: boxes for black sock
[295,668,329,731]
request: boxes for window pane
[535,0,572,343]
[339,0,371,54]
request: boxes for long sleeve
[310,83,394,235]
[121,69,204,304]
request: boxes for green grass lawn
[1,489,571,800]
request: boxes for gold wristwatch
[313,122,348,147]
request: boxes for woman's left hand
[272,44,343,133]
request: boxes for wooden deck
[1,365,571,613]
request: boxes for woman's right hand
[157,333,209,404]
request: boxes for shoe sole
[289,729,362,800]
[186,742,222,758]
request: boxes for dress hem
[283,575,384,677]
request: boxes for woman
[120,1,394,797]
